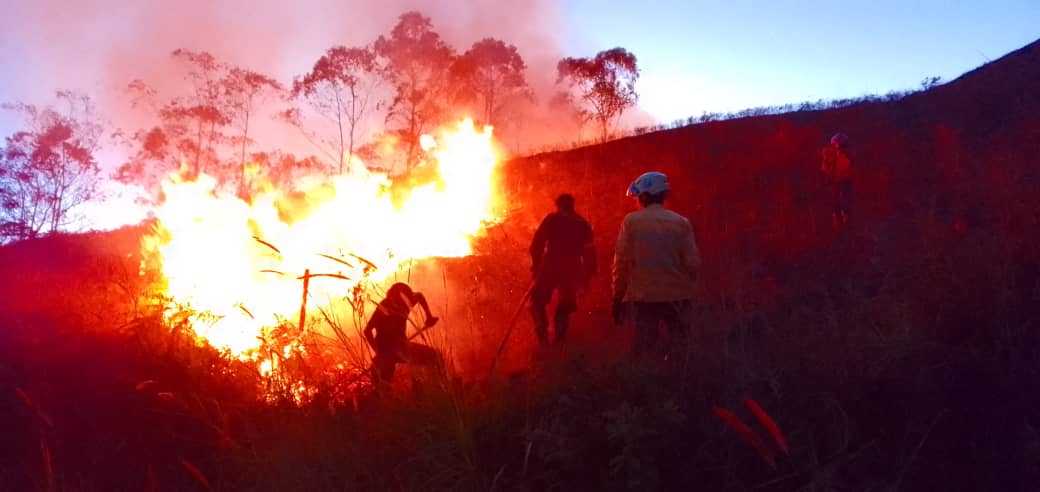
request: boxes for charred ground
[2,40,1039,491]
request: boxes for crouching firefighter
[612,172,701,357]
[529,194,596,348]
[363,282,442,383]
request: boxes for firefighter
[820,132,853,229]
[612,172,701,357]
[363,282,441,383]
[529,193,596,348]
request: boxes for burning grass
[3,90,1040,488]
[2,204,1038,490]
[132,118,506,403]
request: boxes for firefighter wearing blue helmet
[612,171,701,357]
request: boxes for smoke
[0,0,583,152]
[0,0,660,235]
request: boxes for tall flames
[141,119,501,369]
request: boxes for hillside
[502,37,1040,311]
[2,38,1039,491]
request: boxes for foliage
[3,16,1040,492]
[0,91,103,242]
[450,38,531,128]
[557,47,640,141]
[118,50,285,196]
[374,11,456,169]
[224,67,282,195]
[291,46,380,175]
[4,84,1040,487]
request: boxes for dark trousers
[530,271,580,346]
[372,342,442,382]
[833,180,852,221]
[631,300,691,357]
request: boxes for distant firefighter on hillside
[820,132,854,230]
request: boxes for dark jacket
[530,211,596,278]
[364,283,416,354]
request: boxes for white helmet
[626,171,670,196]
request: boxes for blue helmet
[626,171,670,196]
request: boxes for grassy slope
[1,40,1039,491]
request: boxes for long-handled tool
[488,281,535,379]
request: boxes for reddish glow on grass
[713,406,777,468]
[744,398,789,455]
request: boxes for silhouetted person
[529,194,596,348]
[612,172,700,357]
[363,282,441,383]
[821,132,853,229]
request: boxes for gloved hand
[424,316,440,328]
[611,298,626,325]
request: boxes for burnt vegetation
[1,19,1039,492]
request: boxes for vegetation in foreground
[2,38,1039,492]
[1,197,1038,491]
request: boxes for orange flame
[142,119,501,368]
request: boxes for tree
[117,51,231,190]
[292,46,380,175]
[224,67,281,192]
[374,11,455,169]
[0,91,103,241]
[556,47,640,141]
[166,49,232,178]
[451,38,530,128]
[119,51,286,195]
[921,75,942,90]
[121,51,234,182]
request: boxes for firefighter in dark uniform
[529,194,596,347]
[363,282,441,383]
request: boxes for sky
[561,0,1040,122]
[1,1,1038,133]
[0,1,1037,231]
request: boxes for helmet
[626,171,670,196]
[830,132,849,148]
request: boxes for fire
[142,119,500,368]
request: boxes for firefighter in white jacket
[611,171,701,356]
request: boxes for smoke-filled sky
[0,0,570,140]
[1,0,1038,135]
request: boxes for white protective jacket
[612,204,701,303]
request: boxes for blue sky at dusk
[0,0,1038,136]
[561,0,1039,122]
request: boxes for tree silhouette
[167,49,232,178]
[292,46,380,175]
[451,38,530,128]
[557,47,639,141]
[374,11,455,169]
[119,51,293,195]
[117,50,232,189]
[224,67,281,193]
[0,91,103,241]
